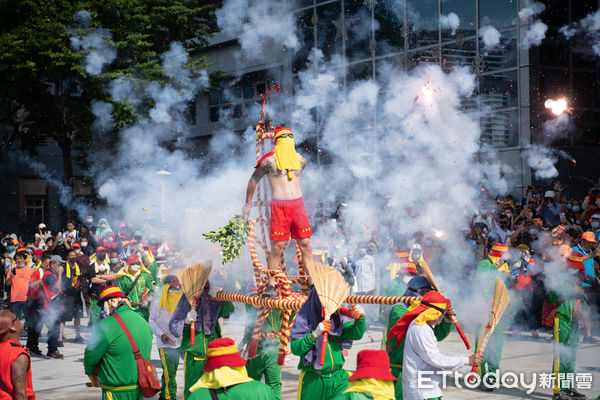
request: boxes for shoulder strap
[124,273,142,297]
[113,313,142,360]
[209,389,219,400]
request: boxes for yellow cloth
[189,366,253,392]
[65,262,81,287]
[488,255,509,274]
[158,284,182,312]
[273,137,300,180]
[406,298,447,326]
[384,263,403,281]
[344,378,395,400]
[116,264,151,279]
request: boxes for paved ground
[29,310,600,400]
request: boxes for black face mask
[69,257,77,263]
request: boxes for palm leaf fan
[306,262,350,365]
[468,278,510,380]
[181,261,213,346]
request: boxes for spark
[434,230,445,238]
[544,98,568,116]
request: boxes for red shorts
[269,197,312,242]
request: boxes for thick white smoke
[70,10,116,76]
[520,21,548,49]
[560,9,600,57]
[479,26,501,49]
[439,12,460,35]
[527,145,559,179]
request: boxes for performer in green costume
[331,350,397,400]
[117,255,154,321]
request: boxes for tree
[0,0,217,179]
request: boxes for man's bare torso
[253,155,307,200]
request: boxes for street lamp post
[155,170,172,225]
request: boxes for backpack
[113,314,160,398]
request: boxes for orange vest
[0,339,35,399]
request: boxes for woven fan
[468,278,510,380]
[181,261,213,346]
[306,262,351,366]
[419,260,470,349]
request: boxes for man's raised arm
[243,159,269,218]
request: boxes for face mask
[58,238,63,243]
[69,257,77,263]
[110,257,119,264]
[168,287,182,293]
[100,224,106,229]
[359,249,366,256]
[7,246,14,252]
[529,229,539,235]
[86,218,93,224]
[413,251,422,260]
[81,242,88,248]
[130,264,140,272]
[592,221,600,229]
[566,203,572,210]
[572,206,580,213]
[68,226,74,231]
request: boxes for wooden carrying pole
[419,260,471,349]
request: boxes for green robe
[84,306,153,400]
[386,303,452,400]
[291,316,366,400]
[550,292,580,394]
[243,302,288,400]
[182,301,235,400]
[189,380,276,400]
[118,271,154,321]
[331,392,374,400]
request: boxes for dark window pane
[573,71,599,108]
[256,83,266,96]
[408,46,440,69]
[407,0,439,49]
[480,29,517,72]
[480,109,518,147]
[375,0,405,56]
[296,0,313,8]
[345,1,373,62]
[317,2,342,60]
[231,86,242,99]
[480,70,518,109]
[479,0,516,29]
[209,106,220,122]
[441,0,475,41]
[243,84,254,99]
[538,27,569,67]
[232,103,243,119]
[209,91,219,105]
[293,9,314,73]
[442,39,476,72]
[347,61,373,83]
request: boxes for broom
[467,278,510,382]
[419,261,471,349]
[181,261,213,346]
[306,262,351,366]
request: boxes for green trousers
[159,347,181,400]
[298,368,350,400]
[391,366,402,400]
[475,326,504,377]
[553,316,578,394]
[101,388,142,400]
[246,352,282,400]
[183,351,206,400]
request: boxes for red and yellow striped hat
[99,286,126,301]
[488,243,508,258]
[203,337,246,372]
[567,250,584,270]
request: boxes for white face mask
[81,242,88,248]
[130,264,140,272]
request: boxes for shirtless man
[244,126,313,298]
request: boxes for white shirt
[354,254,376,293]
[403,320,469,400]
[148,291,182,349]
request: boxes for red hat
[348,350,397,382]
[72,242,81,248]
[127,254,140,265]
[567,250,585,270]
[33,249,44,257]
[99,286,127,301]
[488,243,508,258]
[203,337,246,372]
[96,246,107,252]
